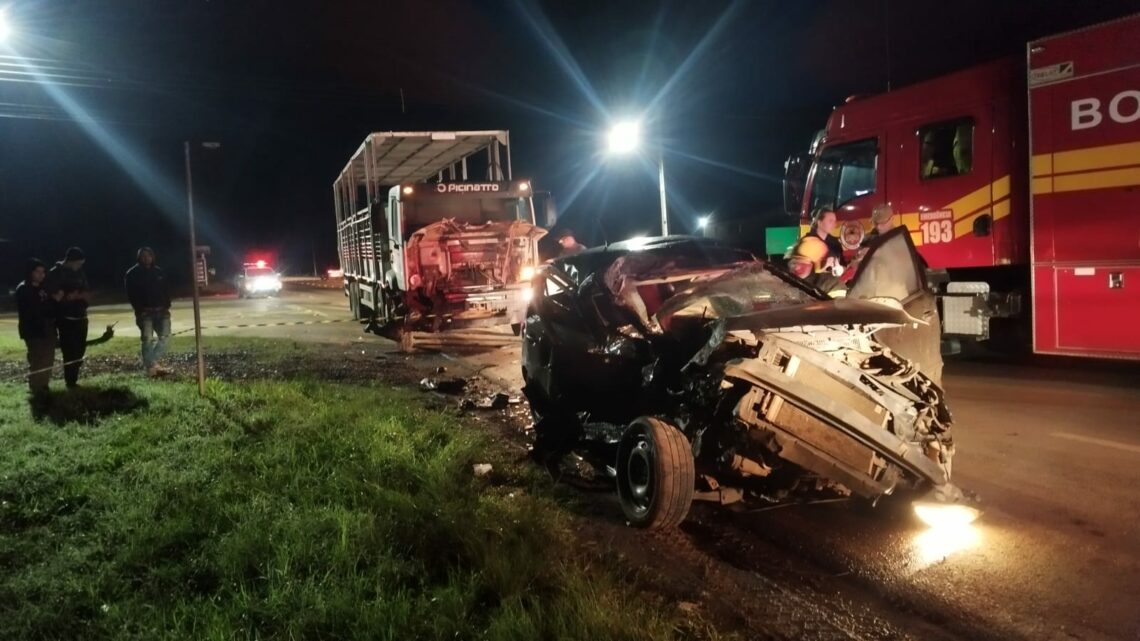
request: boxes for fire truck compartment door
[1054,265,1140,354]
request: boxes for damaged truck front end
[404,218,545,331]
[522,230,975,529]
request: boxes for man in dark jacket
[44,247,91,388]
[124,246,172,376]
[15,258,60,394]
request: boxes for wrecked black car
[521,229,971,529]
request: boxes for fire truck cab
[785,14,1140,360]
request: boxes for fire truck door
[1052,266,1140,353]
[893,110,995,269]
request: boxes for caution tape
[4,317,362,383]
[169,317,357,337]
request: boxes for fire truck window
[809,138,878,212]
[919,119,974,180]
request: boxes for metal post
[504,131,513,180]
[657,151,668,236]
[184,141,206,397]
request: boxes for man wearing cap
[863,203,897,246]
[556,228,587,257]
[44,247,92,388]
[125,247,172,377]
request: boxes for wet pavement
[4,283,1138,640]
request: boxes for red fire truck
[784,14,1140,360]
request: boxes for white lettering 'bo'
[1071,90,1140,130]
[1109,90,1140,125]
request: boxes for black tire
[616,417,695,529]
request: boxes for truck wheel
[616,417,695,529]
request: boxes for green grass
[0,367,703,640]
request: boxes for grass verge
[0,364,710,640]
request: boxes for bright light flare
[519,265,536,281]
[607,120,642,155]
[0,8,13,44]
[255,260,267,269]
[521,287,534,303]
[697,215,711,229]
[402,185,414,196]
[913,502,981,529]
[624,235,652,250]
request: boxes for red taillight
[444,292,468,303]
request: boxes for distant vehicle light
[255,260,267,268]
[697,215,711,229]
[520,265,536,281]
[402,185,414,196]
[327,268,343,278]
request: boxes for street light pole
[657,151,668,236]
[183,142,207,396]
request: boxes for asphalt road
[4,282,1138,640]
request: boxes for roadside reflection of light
[914,502,981,529]
[914,524,981,567]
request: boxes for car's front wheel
[616,417,695,529]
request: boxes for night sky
[2,0,1137,289]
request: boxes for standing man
[44,247,91,389]
[15,258,60,396]
[125,247,172,377]
[556,229,587,257]
[863,204,897,245]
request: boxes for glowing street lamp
[607,120,641,154]
[606,118,669,236]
